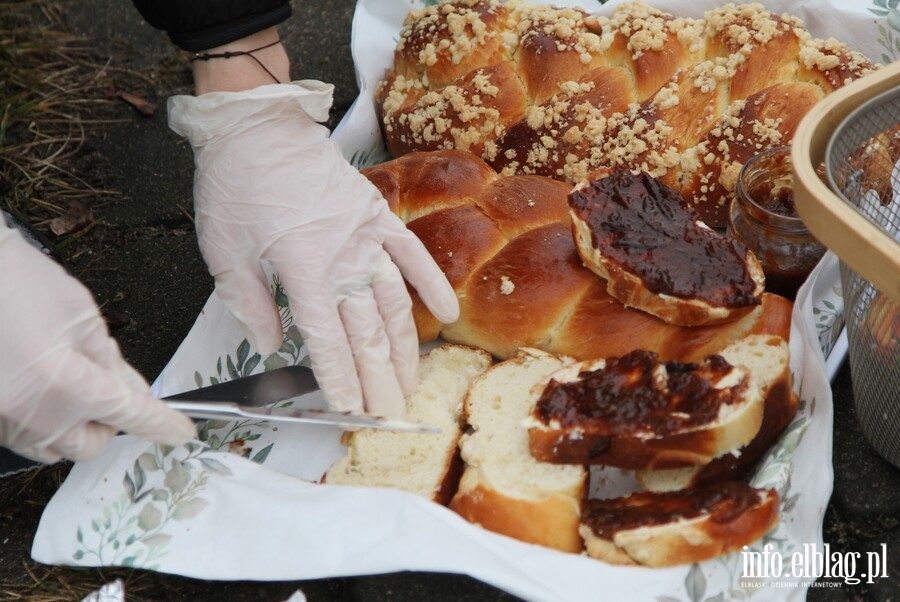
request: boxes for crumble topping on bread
[377,0,877,227]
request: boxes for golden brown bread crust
[681,81,825,225]
[362,149,794,363]
[380,61,530,160]
[389,0,516,90]
[586,3,702,100]
[514,5,609,104]
[547,283,789,362]
[450,478,586,553]
[580,482,780,566]
[377,0,877,227]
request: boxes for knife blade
[164,365,319,404]
[163,366,440,434]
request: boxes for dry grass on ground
[1,0,118,246]
[0,2,183,599]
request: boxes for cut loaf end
[323,344,493,505]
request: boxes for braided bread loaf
[361,149,793,362]
[376,0,876,227]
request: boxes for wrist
[190,28,290,95]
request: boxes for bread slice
[580,481,779,567]
[449,348,589,553]
[637,334,797,492]
[568,169,766,327]
[526,345,765,470]
[323,344,492,505]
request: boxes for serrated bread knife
[163,365,439,434]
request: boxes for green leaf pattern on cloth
[73,442,232,569]
[73,275,314,568]
[812,283,844,358]
[191,277,309,464]
[870,0,900,62]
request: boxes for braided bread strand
[362,149,793,362]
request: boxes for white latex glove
[0,224,197,463]
[167,81,459,417]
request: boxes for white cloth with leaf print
[33,0,883,600]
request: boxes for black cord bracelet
[190,39,283,84]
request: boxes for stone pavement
[5,0,900,600]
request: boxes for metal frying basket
[793,62,900,467]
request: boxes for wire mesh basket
[793,62,900,467]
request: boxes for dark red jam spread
[568,170,761,307]
[534,349,746,435]
[582,481,765,537]
[747,180,797,217]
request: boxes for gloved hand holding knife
[0,224,197,463]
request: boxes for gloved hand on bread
[167,81,459,418]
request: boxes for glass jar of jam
[727,146,826,300]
